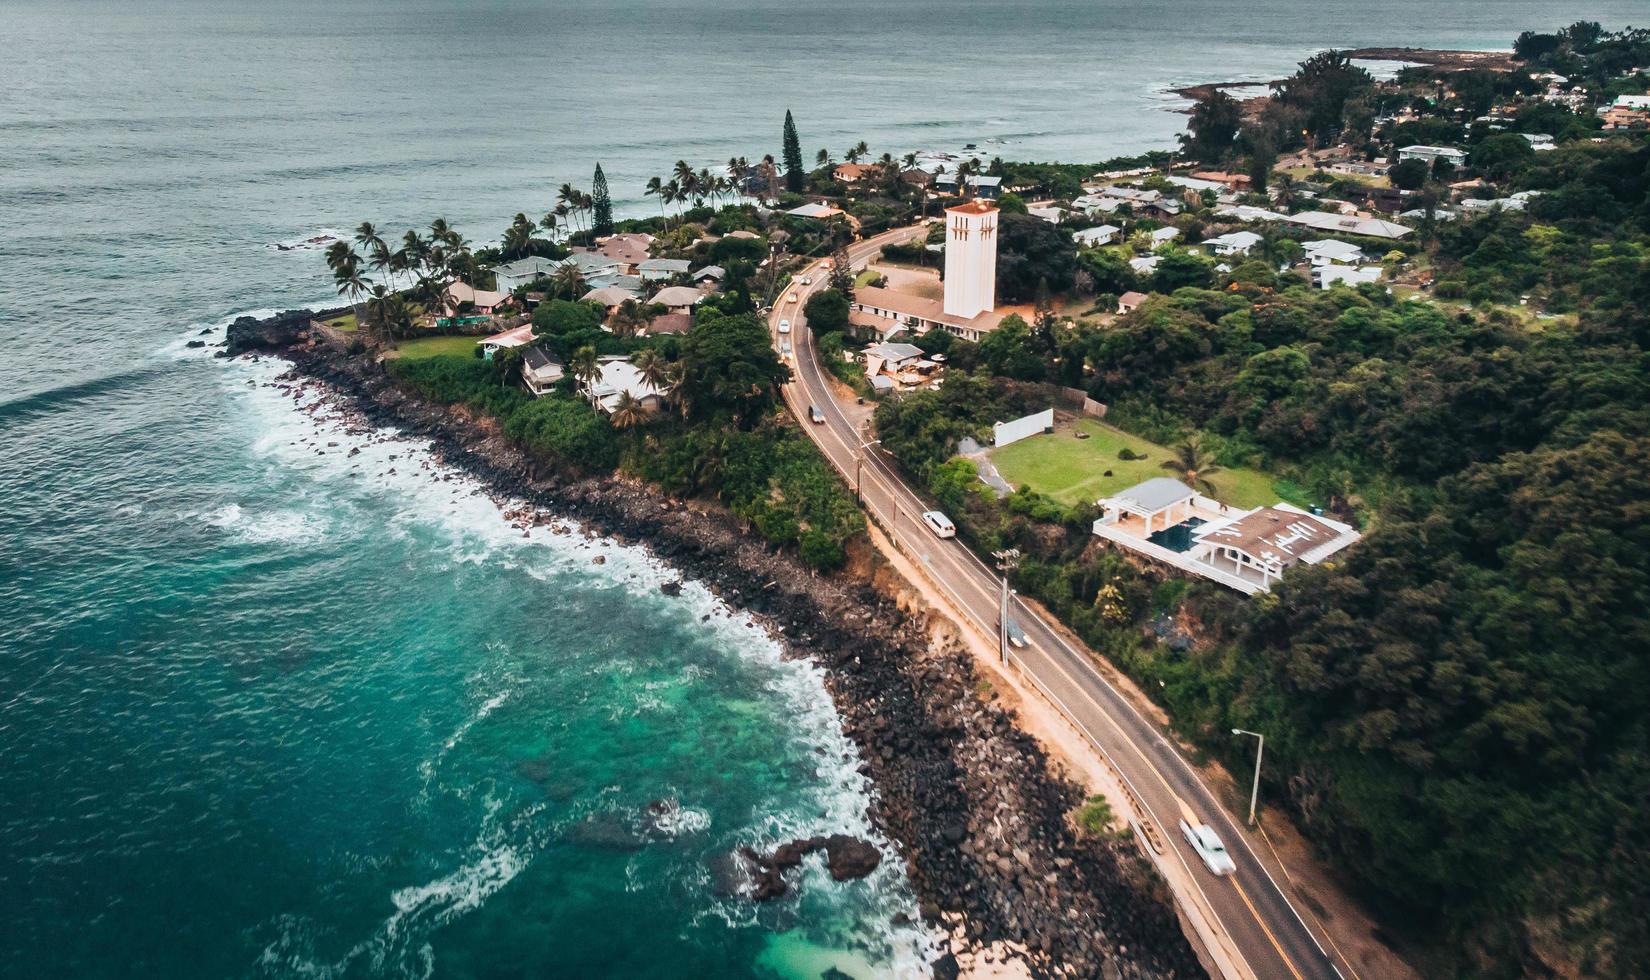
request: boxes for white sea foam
[225,352,942,976]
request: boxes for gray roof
[1111,477,1196,513]
[492,256,564,279]
[521,346,560,372]
[869,375,896,391]
[649,285,705,307]
[866,342,924,362]
[638,257,691,273]
[691,265,726,280]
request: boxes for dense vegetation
[385,310,863,571]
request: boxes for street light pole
[1232,728,1264,826]
[991,548,1021,664]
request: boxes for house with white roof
[1071,194,1125,216]
[1313,265,1382,290]
[1096,478,1197,534]
[1204,231,1262,257]
[444,281,510,315]
[1397,145,1467,168]
[1028,205,1070,225]
[1521,133,1556,151]
[1149,227,1180,246]
[649,285,706,312]
[477,323,536,358]
[1301,239,1365,266]
[1073,224,1122,247]
[638,258,692,282]
[786,202,845,220]
[1129,255,1161,276]
[581,355,667,414]
[1214,205,1287,224]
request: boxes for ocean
[2,1,1643,977]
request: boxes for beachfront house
[1204,231,1262,257]
[444,281,510,315]
[581,355,667,414]
[477,323,535,359]
[1096,478,1198,535]
[521,346,564,397]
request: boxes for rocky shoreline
[229,312,1204,979]
[1168,45,1518,110]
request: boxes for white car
[1179,820,1236,876]
[798,276,812,285]
[920,511,956,538]
[777,319,791,334]
[786,292,799,304]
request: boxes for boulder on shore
[224,309,316,355]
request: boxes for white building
[1073,224,1122,247]
[943,199,998,320]
[1204,231,1262,256]
[1313,265,1381,290]
[521,347,564,396]
[1397,145,1468,168]
[582,355,667,414]
[1301,239,1365,266]
[1283,211,1412,240]
[1189,505,1360,591]
[1149,227,1180,246]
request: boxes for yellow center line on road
[1231,877,1306,980]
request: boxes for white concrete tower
[943,199,998,319]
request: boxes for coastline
[1168,46,1519,108]
[234,315,1206,979]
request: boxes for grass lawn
[389,334,483,360]
[989,418,1307,510]
[855,269,882,288]
[324,311,358,332]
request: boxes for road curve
[770,225,1346,980]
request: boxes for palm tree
[1160,436,1223,496]
[539,211,560,241]
[815,147,831,168]
[673,159,696,194]
[551,263,587,301]
[663,360,687,418]
[329,246,368,321]
[844,140,869,164]
[633,347,670,392]
[363,283,400,350]
[609,391,648,430]
[354,221,387,267]
[662,178,684,226]
[609,299,649,339]
[644,176,665,220]
[569,345,602,404]
[557,184,584,236]
[760,154,779,198]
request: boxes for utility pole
[991,548,1021,664]
[1232,728,1264,826]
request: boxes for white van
[921,511,956,538]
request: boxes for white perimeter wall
[993,408,1054,448]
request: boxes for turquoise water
[5,1,1648,977]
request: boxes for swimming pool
[1148,517,1207,553]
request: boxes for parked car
[778,319,791,334]
[809,405,826,424]
[1179,820,1236,876]
[921,511,956,538]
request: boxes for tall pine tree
[591,163,614,236]
[782,110,804,193]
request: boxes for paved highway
[771,225,1347,980]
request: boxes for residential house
[592,233,655,273]
[1149,227,1180,246]
[1301,239,1365,266]
[786,202,845,220]
[1283,211,1412,240]
[1521,133,1556,151]
[638,257,691,283]
[645,312,693,336]
[690,265,726,284]
[1188,505,1360,591]
[1096,478,1197,534]
[1327,161,1389,178]
[1397,144,1468,168]
[581,355,667,414]
[1362,186,1415,213]
[1116,290,1148,314]
[966,175,1002,200]
[1129,255,1161,276]
[1214,204,1287,223]
[521,346,564,397]
[444,281,510,315]
[492,256,568,293]
[1601,94,1650,129]
[581,286,641,310]
[477,323,536,358]
[1071,194,1125,216]
[1190,171,1252,191]
[1028,205,1069,224]
[561,251,626,280]
[1072,224,1122,247]
[833,163,879,184]
[1204,230,1262,257]
[1166,175,1226,193]
[1313,265,1381,289]
[648,285,706,312]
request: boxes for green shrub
[503,395,619,471]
